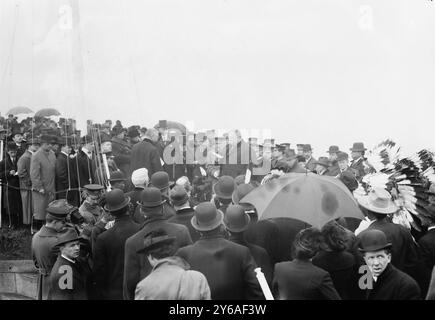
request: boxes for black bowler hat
[104,189,130,212]
[327,145,340,154]
[139,187,165,208]
[358,229,392,252]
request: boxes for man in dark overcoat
[350,142,367,182]
[130,128,162,176]
[176,202,263,300]
[93,189,140,299]
[76,135,96,187]
[123,188,192,300]
[358,229,421,300]
[0,142,23,227]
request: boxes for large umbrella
[153,120,186,135]
[240,172,364,228]
[6,106,33,115]
[34,108,61,118]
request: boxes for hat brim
[170,196,189,207]
[104,196,130,212]
[137,199,166,208]
[137,236,176,254]
[350,148,367,152]
[224,214,251,233]
[358,242,392,253]
[54,236,83,249]
[357,196,398,215]
[213,183,235,199]
[191,209,224,232]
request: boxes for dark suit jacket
[365,264,421,300]
[418,229,435,272]
[123,216,192,300]
[244,220,281,265]
[55,152,76,198]
[176,234,263,300]
[0,154,20,188]
[168,207,200,242]
[350,157,365,182]
[48,255,89,300]
[77,150,96,187]
[93,215,140,300]
[273,259,341,300]
[130,138,162,176]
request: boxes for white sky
[0,0,434,157]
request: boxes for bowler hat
[232,183,255,205]
[150,171,170,190]
[213,176,236,199]
[357,188,398,215]
[169,185,189,207]
[140,187,165,208]
[46,199,78,220]
[54,228,82,249]
[315,157,330,168]
[104,189,130,212]
[350,142,367,152]
[327,145,340,154]
[191,202,224,232]
[336,151,349,162]
[109,170,126,182]
[137,230,176,254]
[303,144,312,152]
[358,229,392,252]
[223,205,251,233]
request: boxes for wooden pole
[0,140,3,228]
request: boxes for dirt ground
[0,227,32,260]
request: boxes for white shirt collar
[428,226,435,231]
[29,150,34,155]
[82,147,92,159]
[61,254,75,264]
[61,151,69,157]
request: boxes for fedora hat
[137,232,176,254]
[302,144,312,152]
[169,185,189,207]
[232,183,255,205]
[104,189,130,212]
[358,229,392,252]
[213,176,236,199]
[350,142,367,152]
[223,205,251,233]
[357,188,398,215]
[139,187,165,208]
[191,202,223,232]
[54,228,82,249]
[327,145,340,154]
[150,171,170,190]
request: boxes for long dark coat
[350,157,366,182]
[111,137,132,177]
[93,215,140,300]
[176,234,264,300]
[123,216,192,300]
[0,153,22,226]
[55,152,79,206]
[76,150,96,187]
[312,250,362,300]
[244,220,282,265]
[17,150,33,224]
[48,255,89,300]
[364,264,421,300]
[273,259,341,300]
[229,234,274,287]
[418,229,435,272]
[130,138,162,177]
[168,207,200,243]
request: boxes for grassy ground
[0,227,32,260]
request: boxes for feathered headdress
[360,140,435,230]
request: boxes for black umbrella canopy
[34,108,61,117]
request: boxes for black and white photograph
[1,0,435,307]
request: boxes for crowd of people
[1,115,435,300]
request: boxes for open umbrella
[6,106,33,115]
[34,108,61,118]
[240,172,364,228]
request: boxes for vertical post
[0,139,3,228]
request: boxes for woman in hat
[272,227,341,300]
[135,229,211,300]
[312,221,361,299]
